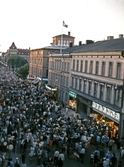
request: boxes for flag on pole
[63,21,68,28]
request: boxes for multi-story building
[2,42,30,62]
[29,32,75,84]
[48,34,124,139]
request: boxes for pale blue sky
[0,0,124,52]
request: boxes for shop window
[106,86,111,102]
[101,62,105,76]
[116,62,121,79]
[108,62,113,77]
[100,84,104,100]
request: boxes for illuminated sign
[69,91,77,98]
[92,101,120,122]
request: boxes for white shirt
[80,148,85,154]
[54,151,59,157]
[58,153,65,161]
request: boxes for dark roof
[9,42,17,49]
[73,38,124,53]
[42,45,68,50]
[62,45,85,54]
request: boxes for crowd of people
[0,66,124,167]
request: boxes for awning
[45,85,57,91]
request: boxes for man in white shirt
[80,147,85,163]
[54,149,59,166]
[58,151,65,161]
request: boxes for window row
[49,60,70,72]
[49,72,69,87]
[71,77,122,107]
[72,60,122,79]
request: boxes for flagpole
[60,23,63,54]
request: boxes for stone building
[48,34,124,139]
[2,42,30,63]
[29,32,75,84]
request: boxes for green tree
[16,63,29,79]
[7,55,27,69]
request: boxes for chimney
[119,34,123,38]
[107,36,114,40]
[79,41,82,46]
[69,42,73,47]
[68,31,70,36]
[86,40,94,45]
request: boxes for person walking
[54,149,59,167]
[80,147,85,163]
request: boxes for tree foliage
[7,55,27,68]
[16,63,29,79]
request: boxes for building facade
[29,32,75,84]
[48,54,72,103]
[48,35,124,139]
[2,42,30,63]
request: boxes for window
[108,62,113,77]
[114,89,120,106]
[101,62,105,76]
[94,83,97,97]
[85,61,88,73]
[79,79,82,91]
[89,61,93,74]
[116,63,121,79]
[89,81,92,95]
[75,78,78,89]
[80,60,83,72]
[73,60,75,70]
[66,77,68,87]
[76,60,79,71]
[67,62,69,72]
[95,61,99,75]
[64,62,66,71]
[58,40,60,45]
[100,84,104,100]
[72,77,74,88]
[106,86,111,102]
[84,79,87,93]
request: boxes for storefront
[92,101,120,139]
[42,78,48,85]
[68,91,77,111]
[45,85,57,100]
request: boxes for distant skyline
[0,0,124,52]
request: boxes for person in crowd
[0,67,121,167]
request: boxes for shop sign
[90,114,95,117]
[92,101,120,121]
[42,78,48,81]
[69,91,77,98]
